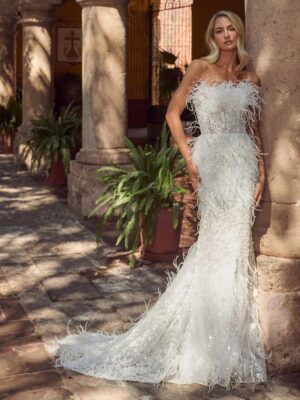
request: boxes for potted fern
[20,103,81,185]
[92,123,186,267]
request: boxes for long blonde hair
[201,10,250,71]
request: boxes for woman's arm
[253,120,266,183]
[166,60,207,191]
[252,119,266,206]
[248,72,266,206]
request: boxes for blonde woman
[54,10,267,390]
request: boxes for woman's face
[213,16,238,51]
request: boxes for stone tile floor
[0,154,299,400]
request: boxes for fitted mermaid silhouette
[54,79,267,389]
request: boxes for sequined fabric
[53,79,267,389]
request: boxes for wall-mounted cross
[65,30,81,58]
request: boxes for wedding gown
[54,79,267,389]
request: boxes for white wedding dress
[54,79,267,389]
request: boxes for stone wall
[245,0,300,374]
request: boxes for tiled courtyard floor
[0,154,299,400]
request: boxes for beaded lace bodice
[186,79,263,136]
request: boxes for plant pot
[48,157,67,185]
[1,134,13,154]
[142,207,184,262]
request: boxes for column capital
[76,0,129,8]
[17,0,62,25]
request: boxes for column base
[68,148,130,217]
[257,254,300,375]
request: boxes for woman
[54,10,267,390]
[166,11,266,204]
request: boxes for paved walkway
[0,154,299,400]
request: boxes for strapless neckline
[192,78,260,89]
[186,76,264,137]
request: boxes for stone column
[245,0,300,374]
[17,0,61,139]
[69,0,129,216]
[0,1,16,106]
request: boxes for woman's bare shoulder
[185,59,209,79]
[243,70,261,86]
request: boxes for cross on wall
[64,29,81,58]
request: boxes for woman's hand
[187,162,201,192]
[253,178,265,207]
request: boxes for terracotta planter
[48,157,67,185]
[47,149,79,186]
[142,207,184,262]
[0,134,13,154]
